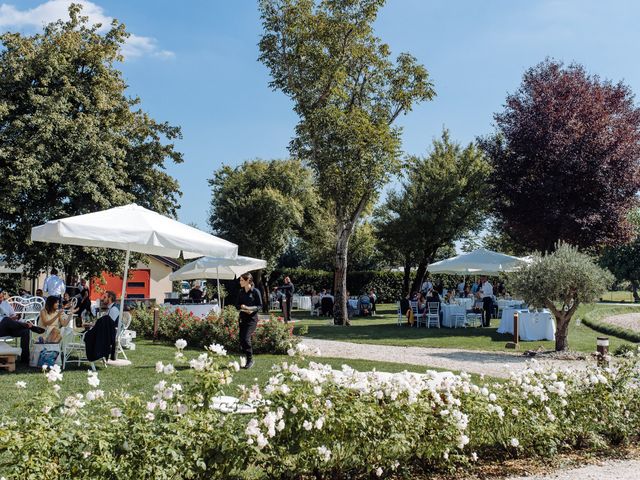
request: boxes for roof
[148,255,182,270]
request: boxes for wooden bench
[0,354,16,372]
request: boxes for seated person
[426,289,441,308]
[74,289,92,327]
[310,290,321,311]
[39,296,71,343]
[0,288,45,363]
[35,288,44,298]
[320,294,334,316]
[188,284,204,303]
[416,292,427,314]
[368,289,377,315]
[357,293,371,316]
[61,292,74,310]
[445,290,457,304]
[399,294,414,326]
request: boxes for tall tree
[259,0,434,324]
[208,158,319,307]
[480,59,640,253]
[0,5,182,277]
[375,130,491,294]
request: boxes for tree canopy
[600,209,640,302]
[0,5,183,277]
[375,130,491,293]
[259,0,434,323]
[480,59,640,253]
[510,243,613,351]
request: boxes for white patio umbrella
[427,248,529,275]
[31,204,238,350]
[169,255,267,305]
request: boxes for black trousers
[239,317,258,361]
[482,297,493,327]
[0,317,31,363]
[282,297,292,323]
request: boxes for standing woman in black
[235,273,262,369]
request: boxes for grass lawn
[600,291,636,303]
[287,303,640,353]
[0,339,490,415]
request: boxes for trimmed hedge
[269,268,404,303]
[581,306,640,344]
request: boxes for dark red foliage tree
[480,59,640,252]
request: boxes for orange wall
[90,269,151,300]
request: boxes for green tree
[600,210,640,302]
[208,158,319,307]
[0,5,182,278]
[259,0,434,324]
[510,243,613,351]
[375,131,491,294]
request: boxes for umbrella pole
[117,247,131,360]
[216,266,221,309]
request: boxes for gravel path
[505,458,640,480]
[301,338,591,379]
[602,313,640,332]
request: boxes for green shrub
[131,305,299,354]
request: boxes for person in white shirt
[102,290,120,324]
[457,281,465,295]
[420,278,433,295]
[0,288,18,320]
[480,276,494,327]
[43,268,66,300]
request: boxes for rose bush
[1,345,640,479]
[131,305,300,354]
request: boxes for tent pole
[216,266,221,308]
[117,247,131,360]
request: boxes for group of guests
[402,276,500,327]
[0,268,122,365]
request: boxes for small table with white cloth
[497,308,555,341]
[295,295,312,310]
[441,304,466,328]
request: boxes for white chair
[62,327,97,371]
[396,301,405,326]
[466,312,482,327]
[452,313,466,328]
[115,312,133,360]
[410,301,425,327]
[426,302,440,328]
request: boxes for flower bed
[1,344,640,479]
[131,305,300,354]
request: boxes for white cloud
[0,0,174,59]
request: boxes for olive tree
[509,243,613,351]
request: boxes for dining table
[497,308,555,341]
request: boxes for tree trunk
[333,225,351,326]
[257,270,269,313]
[402,257,411,296]
[554,313,571,351]
[411,259,427,294]
[632,281,639,303]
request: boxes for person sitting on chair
[357,293,372,317]
[0,288,46,363]
[189,284,204,303]
[320,293,334,316]
[38,296,71,343]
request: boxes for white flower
[290,406,298,414]
[287,348,296,356]
[511,408,519,416]
[45,364,63,383]
[510,438,520,448]
[87,371,100,388]
[458,434,470,449]
[110,408,122,418]
[245,418,260,437]
[146,402,157,411]
[15,381,27,389]
[375,467,383,477]
[53,384,61,393]
[145,412,155,421]
[317,445,331,462]
[480,387,489,396]
[176,403,188,415]
[256,432,268,449]
[314,416,324,430]
[163,364,175,375]
[276,419,285,431]
[489,393,497,402]
[82,451,91,459]
[175,339,187,350]
[208,343,227,356]
[313,385,322,395]
[155,361,164,373]
[471,452,478,462]
[303,420,313,431]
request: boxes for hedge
[581,306,640,344]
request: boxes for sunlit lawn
[287,303,640,353]
[0,339,489,414]
[600,291,636,303]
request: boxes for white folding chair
[62,327,97,371]
[115,312,133,360]
[396,302,404,326]
[453,313,466,328]
[426,302,440,328]
[465,312,482,327]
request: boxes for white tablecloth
[165,304,220,318]
[296,295,311,310]
[453,298,474,310]
[497,299,525,309]
[441,304,466,327]
[497,308,555,341]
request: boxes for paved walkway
[301,338,591,379]
[506,458,640,480]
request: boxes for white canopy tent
[170,255,267,305]
[427,248,530,275]
[31,204,238,358]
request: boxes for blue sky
[4,0,640,229]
